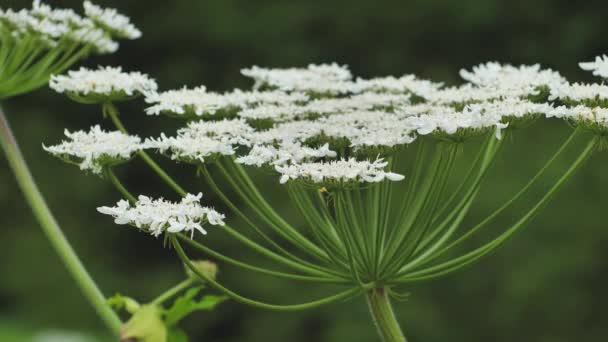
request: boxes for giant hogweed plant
[1,2,608,342]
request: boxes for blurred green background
[1,0,608,341]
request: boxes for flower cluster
[0,1,140,99]
[49,66,158,103]
[83,1,141,40]
[97,193,225,237]
[43,125,141,174]
[0,1,140,54]
[144,87,308,118]
[580,55,608,79]
[49,55,608,186]
[241,63,354,95]
[275,158,405,186]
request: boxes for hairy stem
[366,287,406,342]
[0,106,121,334]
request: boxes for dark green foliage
[1,0,608,341]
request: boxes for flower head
[579,55,608,79]
[547,105,608,134]
[275,158,405,187]
[459,62,566,91]
[352,75,443,98]
[50,66,158,104]
[144,134,236,164]
[83,1,141,39]
[43,125,141,174]
[97,193,225,238]
[144,87,307,118]
[241,63,354,95]
[237,142,337,167]
[549,83,608,107]
[1,1,139,54]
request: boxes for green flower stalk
[0,106,122,334]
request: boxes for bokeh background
[1,0,608,341]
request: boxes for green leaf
[167,327,189,342]
[121,305,167,342]
[108,293,141,314]
[164,287,226,326]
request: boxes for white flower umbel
[179,119,255,146]
[144,134,236,164]
[459,62,566,91]
[238,93,410,124]
[43,125,141,174]
[50,66,158,104]
[352,75,444,98]
[97,193,225,238]
[426,84,531,104]
[83,1,141,39]
[237,104,306,123]
[464,98,554,125]
[241,63,354,95]
[549,83,608,107]
[275,158,405,186]
[144,87,307,118]
[548,105,608,132]
[247,111,417,151]
[402,105,509,140]
[306,93,411,114]
[320,111,417,150]
[579,55,608,79]
[237,142,337,167]
[1,1,137,55]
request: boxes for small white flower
[144,134,236,164]
[241,63,354,95]
[399,104,510,140]
[50,66,157,103]
[1,1,132,55]
[144,87,306,117]
[352,75,444,98]
[97,193,225,238]
[145,119,254,164]
[237,142,337,167]
[459,62,566,92]
[83,1,141,39]
[180,119,255,146]
[579,55,608,79]
[549,83,608,104]
[43,125,141,174]
[547,105,608,128]
[426,84,529,104]
[274,158,405,186]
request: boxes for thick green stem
[366,288,406,342]
[0,107,121,334]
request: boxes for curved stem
[104,168,137,203]
[177,234,349,284]
[0,107,121,334]
[103,102,187,196]
[395,137,598,282]
[366,287,406,342]
[151,278,195,305]
[103,166,345,279]
[173,236,366,311]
